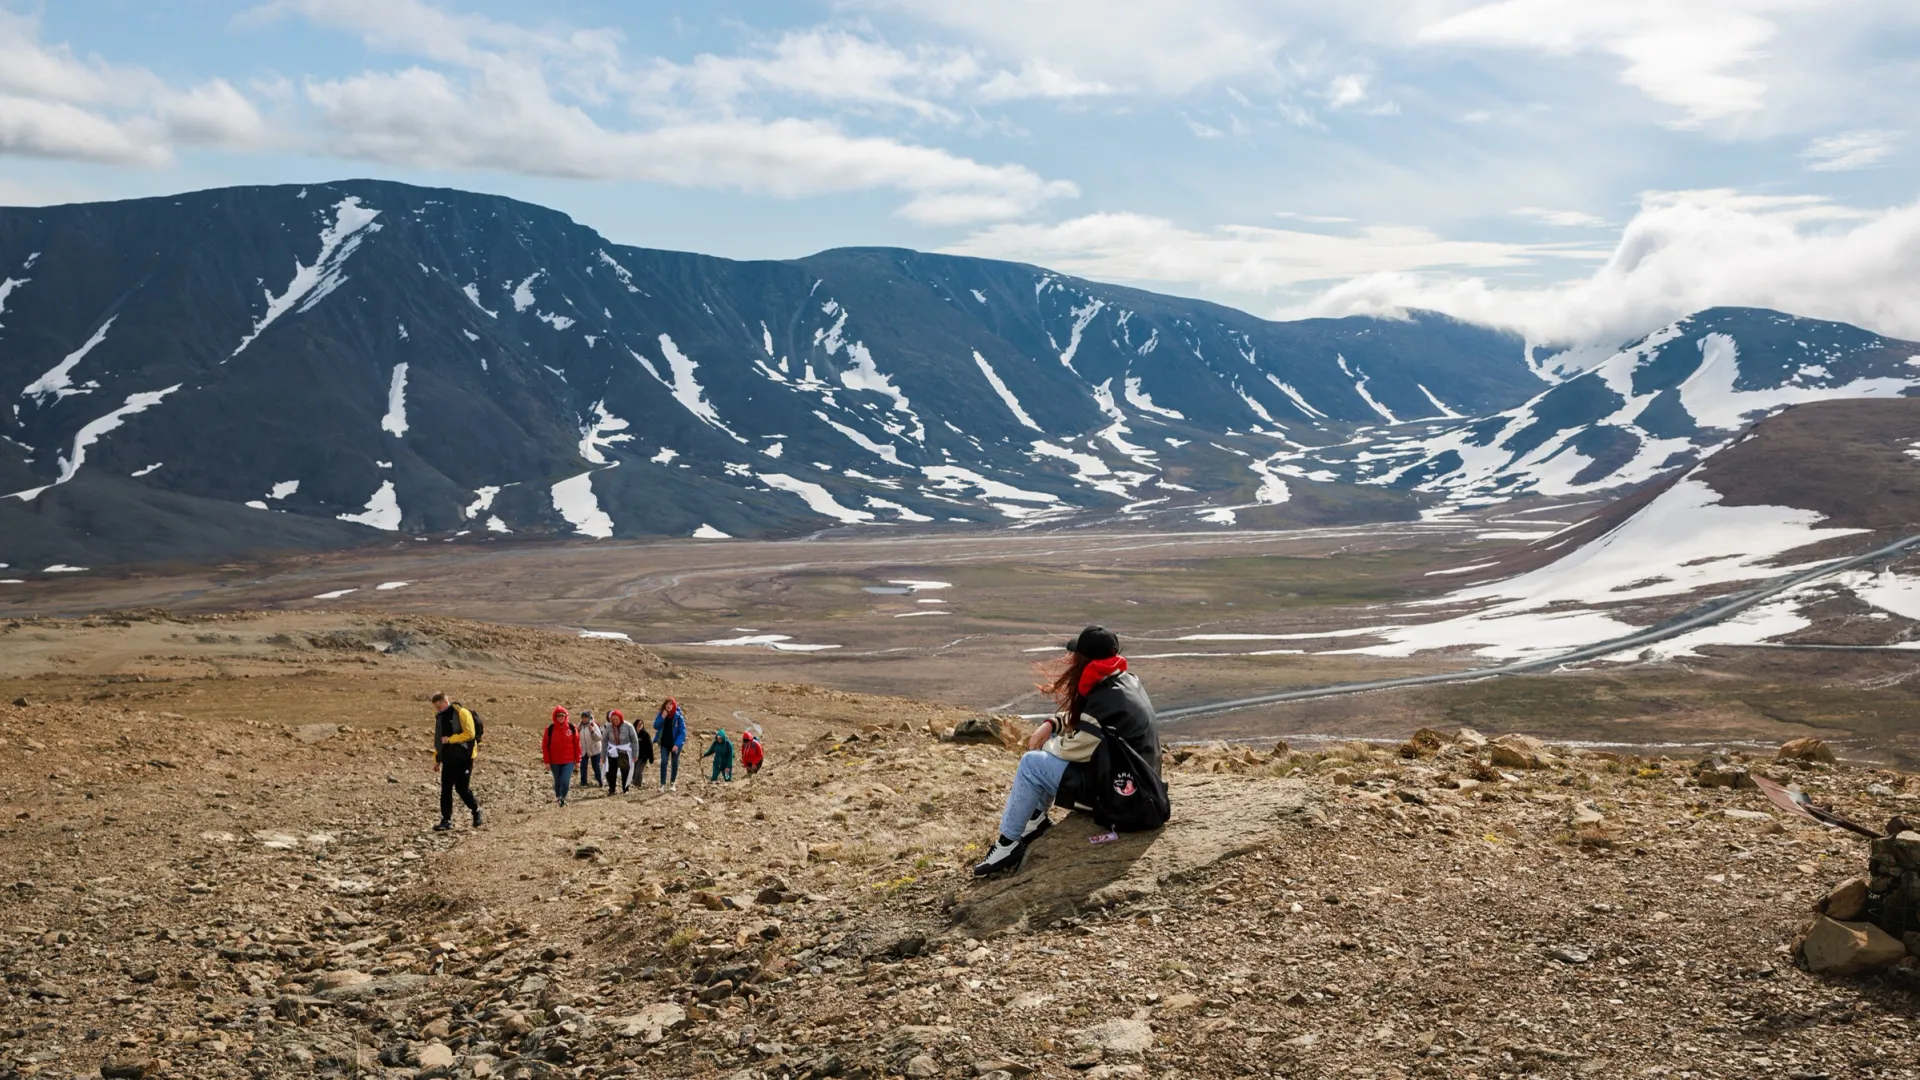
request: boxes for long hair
[1037,651,1094,722]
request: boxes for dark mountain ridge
[0,179,1546,567]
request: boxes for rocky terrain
[1,612,1918,1080]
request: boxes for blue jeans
[550,762,575,803]
[999,751,1069,841]
[582,753,604,786]
[660,747,681,785]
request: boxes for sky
[2,0,1918,346]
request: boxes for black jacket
[435,705,475,766]
[1056,671,1160,809]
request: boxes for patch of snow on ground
[463,285,497,318]
[313,589,357,600]
[816,412,903,466]
[22,315,115,404]
[1268,377,1327,420]
[759,473,875,523]
[380,363,409,436]
[9,384,183,501]
[270,480,299,500]
[894,611,949,617]
[687,633,841,652]
[1030,440,1128,497]
[1680,333,1917,429]
[651,448,680,465]
[867,497,933,522]
[692,524,731,539]
[1197,507,1236,524]
[233,198,381,357]
[512,272,541,312]
[1416,383,1463,419]
[1058,299,1106,371]
[486,516,510,533]
[43,565,87,573]
[375,581,409,590]
[131,462,162,477]
[1346,476,1866,660]
[245,500,269,510]
[598,251,641,292]
[921,465,1058,507]
[649,334,742,440]
[974,352,1042,431]
[579,630,630,640]
[889,580,952,590]
[551,471,615,538]
[1425,561,1500,576]
[337,480,402,531]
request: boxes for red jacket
[741,734,764,768]
[542,719,582,765]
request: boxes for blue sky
[3,0,1919,344]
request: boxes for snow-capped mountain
[1282,308,1920,510]
[0,180,1542,565]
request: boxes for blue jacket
[653,706,687,749]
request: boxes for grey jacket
[605,720,643,760]
[577,720,606,757]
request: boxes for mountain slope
[0,180,1539,567]
[1283,308,1920,508]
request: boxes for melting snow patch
[759,473,875,523]
[651,447,680,465]
[511,272,541,312]
[130,462,162,477]
[22,316,116,404]
[486,516,510,533]
[1196,507,1237,525]
[578,401,633,465]
[970,289,986,303]
[921,465,1058,506]
[375,581,408,590]
[643,335,741,439]
[313,589,357,600]
[1268,378,1327,420]
[270,480,299,500]
[9,384,183,501]
[867,497,933,522]
[1416,384,1463,419]
[462,284,497,318]
[974,352,1042,431]
[337,480,402,531]
[687,633,840,652]
[43,564,87,573]
[1425,561,1501,577]
[380,363,409,436]
[245,500,269,510]
[579,630,630,640]
[692,524,731,539]
[1124,377,1185,420]
[551,471,615,538]
[464,486,500,520]
[232,198,381,357]
[1058,299,1106,371]
[894,610,949,617]
[890,580,951,590]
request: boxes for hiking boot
[471,808,483,828]
[1020,808,1053,842]
[432,819,453,832]
[972,835,1026,877]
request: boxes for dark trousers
[440,758,478,820]
[659,748,680,785]
[607,755,632,791]
[582,752,604,786]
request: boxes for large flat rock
[952,774,1316,933]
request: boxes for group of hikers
[539,699,764,806]
[430,625,1167,879]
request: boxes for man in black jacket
[431,692,483,831]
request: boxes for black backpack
[1086,729,1170,832]
[454,703,484,745]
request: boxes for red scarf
[1077,655,1128,696]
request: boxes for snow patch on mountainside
[644,335,743,441]
[22,316,116,405]
[759,473,874,523]
[337,480,402,531]
[552,471,615,538]
[1124,377,1184,420]
[9,384,182,501]
[578,401,633,465]
[974,351,1042,431]
[232,198,381,358]
[380,363,409,436]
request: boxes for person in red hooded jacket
[740,731,765,776]
[542,707,583,807]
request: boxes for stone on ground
[1801,915,1907,974]
[1776,738,1836,764]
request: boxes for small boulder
[413,1043,455,1070]
[1777,738,1836,764]
[100,1057,157,1079]
[1818,877,1870,922]
[1802,915,1907,975]
[948,716,1026,750]
[295,724,340,745]
[1398,728,1448,759]
[1693,760,1754,789]
[1074,1018,1153,1056]
[1488,735,1549,770]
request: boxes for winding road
[1155,531,1920,724]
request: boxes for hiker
[628,708,655,783]
[542,706,582,807]
[973,626,1165,877]
[577,709,607,791]
[740,730,765,776]
[429,692,483,831]
[702,728,735,783]
[605,708,643,793]
[654,698,687,792]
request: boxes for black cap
[1064,625,1119,660]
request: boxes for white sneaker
[972,835,1026,877]
[1020,808,1052,841]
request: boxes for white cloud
[1293,188,1920,345]
[1512,206,1608,227]
[1325,72,1370,108]
[1800,128,1899,171]
[0,9,269,166]
[946,211,1602,293]
[1416,0,1804,128]
[976,60,1117,102]
[636,30,979,121]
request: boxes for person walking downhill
[577,710,607,792]
[605,708,642,794]
[702,728,735,783]
[429,692,483,832]
[740,730,765,777]
[654,698,687,793]
[542,707,582,807]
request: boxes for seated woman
[974,625,1162,877]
